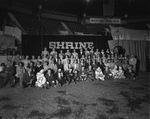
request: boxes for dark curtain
[22,35,110,57]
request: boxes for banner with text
[22,35,111,57]
[89,18,121,24]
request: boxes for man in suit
[22,67,35,88]
[55,68,65,87]
[5,60,16,87]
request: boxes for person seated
[92,60,97,71]
[0,66,7,88]
[5,60,16,87]
[95,66,105,81]
[73,59,80,71]
[22,67,36,88]
[63,55,69,71]
[129,55,137,72]
[111,65,119,79]
[66,68,74,84]
[87,65,95,81]
[117,66,125,79]
[55,68,65,87]
[73,69,79,83]
[42,55,48,62]
[80,66,87,81]
[125,65,136,80]
[14,62,25,87]
[45,68,55,88]
[35,69,47,88]
[35,61,43,74]
[104,66,113,80]
[43,61,50,71]
[57,59,64,70]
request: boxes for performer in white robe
[35,69,47,88]
[95,67,105,81]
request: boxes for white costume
[35,70,47,88]
[95,67,105,81]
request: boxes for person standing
[5,60,15,87]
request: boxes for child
[111,65,119,79]
[117,66,125,79]
[56,68,65,87]
[67,68,74,84]
[95,66,105,81]
[87,65,95,81]
[73,69,79,83]
[80,66,87,81]
[104,66,113,80]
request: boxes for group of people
[0,47,137,89]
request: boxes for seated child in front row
[125,65,136,80]
[111,65,119,79]
[117,66,125,79]
[103,66,113,80]
[87,65,95,81]
[95,66,105,81]
[80,66,87,81]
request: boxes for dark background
[22,35,111,57]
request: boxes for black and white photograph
[0,0,149,119]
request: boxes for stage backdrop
[108,40,150,71]
[22,35,111,57]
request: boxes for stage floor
[0,72,149,119]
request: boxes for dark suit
[22,70,35,88]
[45,73,55,86]
[55,72,65,86]
[5,66,15,85]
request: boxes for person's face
[38,56,40,59]
[32,56,35,59]
[26,56,29,59]
[69,68,72,72]
[114,65,117,69]
[58,69,61,72]
[89,65,92,70]
[7,61,11,66]
[48,70,51,74]
[44,48,47,51]
[81,67,84,71]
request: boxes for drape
[108,40,150,71]
[110,25,149,41]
